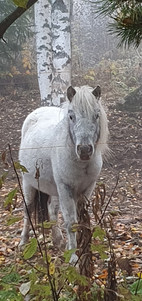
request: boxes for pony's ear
[92,86,101,100]
[67,86,76,102]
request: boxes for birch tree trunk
[51,0,71,106]
[34,0,52,106]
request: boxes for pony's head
[67,85,106,161]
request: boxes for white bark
[35,0,71,106]
[51,0,71,106]
[34,0,52,106]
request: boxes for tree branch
[0,0,38,40]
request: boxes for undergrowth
[0,147,142,301]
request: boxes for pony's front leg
[84,181,96,199]
[19,183,36,246]
[57,184,78,264]
[48,196,65,249]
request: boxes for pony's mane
[62,85,98,116]
[71,85,99,117]
[63,85,109,155]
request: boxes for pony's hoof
[52,226,65,250]
[69,253,78,265]
[18,237,28,249]
[18,243,25,252]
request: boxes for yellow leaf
[23,63,28,68]
[0,255,5,265]
[8,72,13,78]
[137,272,142,278]
[131,227,139,233]
[27,63,31,70]
[22,57,27,64]
[49,262,55,275]
[26,70,31,75]
[89,70,95,76]
[84,75,95,81]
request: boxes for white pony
[19,85,109,263]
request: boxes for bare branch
[99,175,119,224]
[0,0,38,40]
[8,143,43,257]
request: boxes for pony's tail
[35,191,49,224]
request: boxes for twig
[25,260,45,274]
[8,144,43,256]
[9,144,58,300]
[59,177,119,298]
[74,176,119,267]
[36,166,58,301]
[0,0,38,40]
[98,175,119,224]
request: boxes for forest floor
[0,75,142,285]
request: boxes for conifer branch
[97,0,142,47]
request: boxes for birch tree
[51,0,71,106]
[34,0,52,106]
[35,0,71,106]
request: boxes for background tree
[51,0,71,106]
[97,0,142,47]
[0,0,141,110]
[95,0,142,111]
[34,0,52,106]
[0,0,34,74]
[0,0,71,105]
[34,0,71,106]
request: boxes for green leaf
[91,243,108,259]
[28,269,38,282]
[71,223,79,232]
[14,162,28,173]
[30,283,51,297]
[7,216,22,226]
[0,289,20,301]
[42,252,51,265]
[93,226,106,241]
[0,172,8,189]
[23,238,38,260]
[66,266,88,286]
[38,220,56,229]
[12,0,28,8]
[130,279,142,295]
[63,249,77,263]
[4,188,18,208]
[2,272,20,284]
[58,291,77,301]
[118,285,142,301]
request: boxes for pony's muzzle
[77,144,93,160]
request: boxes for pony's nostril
[77,145,81,155]
[88,145,93,154]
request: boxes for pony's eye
[93,113,99,123]
[68,110,75,122]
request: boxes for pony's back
[21,107,64,139]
